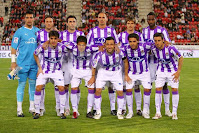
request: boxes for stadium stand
[0,0,199,46]
[154,0,199,44]
[1,0,67,46]
[80,0,139,35]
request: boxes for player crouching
[33,31,68,119]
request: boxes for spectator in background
[0,16,3,27]
[5,5,8,16]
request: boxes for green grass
[0,58,198,133]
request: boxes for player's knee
[36,85,43,92]
[95,88,102,96]
[117,90,123,96]
[156,87,162,91]
[172,88,178,92]
[88,88,94,90]
[58,86,65,92]
[126,89,132,92]
[144,88,151,92]
[71,87,78,90]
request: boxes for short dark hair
[153,33,164,40]
[49,31,59,38]
[106,37,115,43]
[45,15,53,20]
[126,17,136,24]
[128,33,139,41]
[147,12,156,17]
[25,9,34,16]
[66,15,77,22]
[77,36,87,44]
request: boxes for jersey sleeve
[90,45,99,52]
[11,30,21,50]
[162,28,171,42]
[120,50,126,59]
[91,53,100,68]
[87,29,94,46]
[61,44,68,53]
[112,29,119,44]
[62,41,75,50]
[139,33,145,43]
[170,46,182,59]
[34,44,43,55]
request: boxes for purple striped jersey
[92,50,126,71]
[59,30,85,62]
[124,43,152,74]
[64,43,99,70]
[34,43,68,73]
[87,26,119,46]
[118,31,144,48]
[36,29,49,43]
[142,26,171,64]
[152,45,181,72]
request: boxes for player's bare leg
[171,88,179,120]
[33,85,44,119]
[64,84,70,116]
[93,88,102,119]
[143,88,151,119]
[86,88,95,118]
[163,83,172,117]
[134,85,142,116]
[58,86,66,119]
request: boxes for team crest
[116,56,119,62]
[14,37,19,43]
[107,32,111,35]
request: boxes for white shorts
[96,68,123,91]
[149,63,158,82]
[36,70,64,86]
[71,69,94,88]
[155,70,179,88]
[126,71,151,89]
[62,61,73,85]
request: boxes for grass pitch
[0,58,198,133]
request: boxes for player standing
[152,33,183,120]
[87,12,119,115]
[36,16,58,116]
[33,31,68,119]
[59,15,85,116]
[124,33,152,119]
[142,12,172,116]
[63,36,99,118]
[88,37,127,119]
[118,18,144,115]
[11,10,40,117]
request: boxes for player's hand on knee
[37,68,43,77]
[172,71,180,83]
[42,40,49,50]
[125,75,132,84]
[87,76,95,87]
[11,62,17,70]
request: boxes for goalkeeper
[10,10,40,117]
